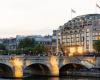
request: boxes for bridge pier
[49,56,59,76]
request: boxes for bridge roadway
[0,55,100,77]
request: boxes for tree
[18,38,48,55]
[18,38,35,49]
[93,40,100,53]
[18,38,36,54]
[0,44,6,50]
[33,44,46,55]
[0,44,6,54]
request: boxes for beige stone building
[57,14,100,56]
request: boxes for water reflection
[0,77,100,80]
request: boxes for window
[86,33,89,36]
[95,32,98,36]
[76,34,79,37]
[81,37,84,42]
[87,37,90,40]
[92,37,95,40]
[93,33,95,36]
[67,39,70,42]
[63,39,66,43]
[67,35,70,38]
[81,34,84,37]
[71,39,74,42]
[72,35,74,37]
[76,38,79,41]
[63,36,66,39]
[86,29,89,32]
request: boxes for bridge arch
[0,63,13,77]
[24,63,51,77]
[59,63,89,75]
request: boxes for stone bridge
[0,55,100,77]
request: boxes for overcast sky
[0,0,99,38]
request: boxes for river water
[0,77,99,80]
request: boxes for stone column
[49,56,59,76]
[89,26,93,52]
[84,27,87,52]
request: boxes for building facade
[57,14,100,56]
[3,38,17,50]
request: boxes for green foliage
[0,38,47,55]
[0,44,6,50]
[18,38,46,55]
[0,50,21,55]
[33,44,46,54]
[18,38,35,49]
[93,40,100,52]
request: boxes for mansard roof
[62,14,100,31]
